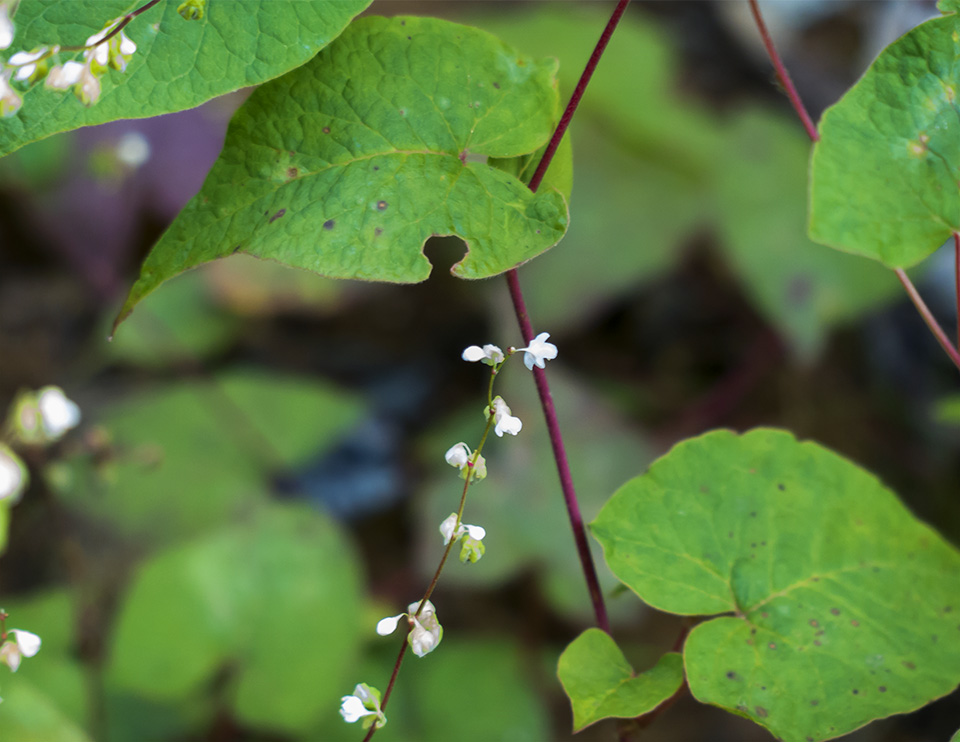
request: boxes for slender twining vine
[749,0,960,372]
[2,1,960,741]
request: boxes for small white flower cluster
[1,386,81,505]
[0,5,137,116]
[339,601,445,729]
[0,627,40,673]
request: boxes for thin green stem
[362,413,496,742]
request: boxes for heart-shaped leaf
[592,428,960,742]
[558,629,683,732]
[116,16,567,330]
[0,0,371,158]
[809,15,960,268]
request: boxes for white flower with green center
[462,343,504,366]
[0,629,40,672]
[444,442,486,481]
[339,683,386,729]
[376,600,443,658]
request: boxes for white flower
[407,599,442,657]
[0,445,27,504]
[76,63,101,105]
[0,629,41,672]
[375,600,442,657]
[439,513,485,546]
[462,343,504,366]
[444,442,470,469]
[0,72,21,117]
[0,5,13,50]
[490,396,522,437]
[515,332,558,370]
[443,442,486,481]
[45,61,85,90]
[85,22,136,73]
[340,683,386,729]
[8,47,50,81]
[37,387,81,440]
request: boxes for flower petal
[375,613,405,636]
[10,629,40,658]
[340,695,373,723]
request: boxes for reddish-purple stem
[748,0,960,374]
[896,268,960,372]
[747,0,818,143]
[503,0,630,636]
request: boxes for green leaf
[935,393,960,424]
[940,0,960,14]
[951,728,960,742]
[558,629,683,732]
[108,504,364,735]
[51,369,363,544]
[592,428,960,742]
[0,678,93,742]
[0,0,371,158]
[809,15,960,268]
[715,108,899,358]
[116,16,567,330]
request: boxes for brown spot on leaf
[726,671,738,680]
[755,707,768,718]
[810,620,819,628]
[493,81,500,89]
[377,200,388,211]
[768,642,776,650]
[778,483,785,491]
[323,220,335,230]
[269,209,286,223]
[374,227,383,236]
[878,686,887,693]
[810,699,819,706]
[852,689,859,695]
[286,167,298,179]
[902,661,916,670]
[830,608,840,616]
[850,620,860,627]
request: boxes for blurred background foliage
[1,1,960,741]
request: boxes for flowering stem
[362,415,496,742]
[60,0,161,52]
[501,0,630,636]
[747,0,960,375]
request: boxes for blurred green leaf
[0,591,88,732]
[108,504,365,735]
[809,15,960,268]
[714,108,899,359]
[117,16,567,329]
[1,0,371,158]
[519,124,703,329]
[106,269,238,367]
[558,629,683,732]
[592,428,960,742]
[420,368,653,620]
[935,394,960,424]
[413,639,550,741]
[0,678,93,742]
[53,369,364,544]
